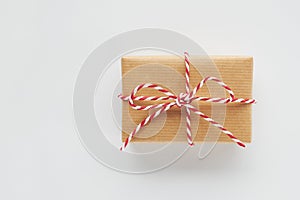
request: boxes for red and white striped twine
[118,52,256,151]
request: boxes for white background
[1,0,300,199]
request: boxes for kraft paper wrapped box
[121,55,253,144]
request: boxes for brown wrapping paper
[121,56,253,143]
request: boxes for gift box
[120,55,253,145]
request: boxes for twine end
[189,142,194,147]
[237,142,246,148]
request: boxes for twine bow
[119,52,256,151]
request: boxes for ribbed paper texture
[121,56,253,143]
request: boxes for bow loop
[123,83,176,111]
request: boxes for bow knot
[175,92,192,108]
